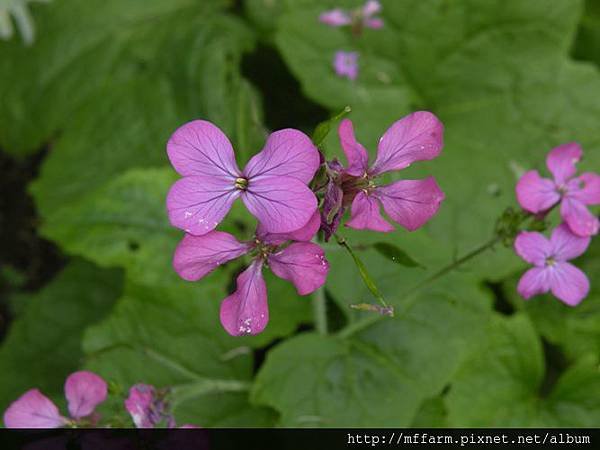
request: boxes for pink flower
[320,1,383,30]
[166,120,320,236]
[125,384,159,428]
[515,224,591,306]
[335,112,445,232]
[173,215,328,336]
[3,371,107,428]
[516,142,600,237]
[333,51,359,80]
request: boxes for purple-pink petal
[362,0,382,17]
[515,170,560,213]
[546,142,582,185]
[345,191,394,232]
[570,172,600,205]
[370,111,443,176]
[517,267,551,300]
[241,177,317,234]
[364,18,384,29]
[376,177,445,231]
[268,242,329,295]
[124,384,156,428]
[243,129,320,184]
[173,232,250,281]
[319,9,352,27]
[65,371,107,419]
[334,51,359,81]
[166,176,240,236]
[339,119,369,176]
[514,231,551,266]
[3,389,66,428]
[550,223,591,261]
[560,197,599,237]
[166,120,241,178]
[220,261,269,336]
[549,262,589,306]
[258,210,321,245]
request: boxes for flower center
[557,184,568,196]
[234,177,249,190]
[251,239,278,260]
[545,257,556,267]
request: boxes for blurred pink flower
[125,384,201,429]
[515,223,591,306]
[320,1,384,30]
[166,120,319,236]
[335,112,445,232]
[3,371,107,428]
[173,218,328,336]
[334,51,359,80]
[516,142,600,237]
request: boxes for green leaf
[446,313,600,427]
[0,0,250,155]
[573,0,600,67]
[335,234,390,310]
[269,0,600,279]
[83,275,277,427]
[252,275,493,426]
[311,105,351,148]
[251,333,423,426]
[0,259,123,413]
[372,242,424,268]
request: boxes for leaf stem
[171,379,251,407]
[334,233,389,309]
[403,235,502,296]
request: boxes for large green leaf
[252,273,493,426]
[268,0,600,279]
[0,260,123,414]
[446,313,600,427]
[0,0,259,155]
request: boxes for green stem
[337,234,503,338]
[403,235,502,297]
[335,233,389,309]
[171,379,251,407]
[313,287,328,335]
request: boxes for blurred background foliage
[0,0,598,427]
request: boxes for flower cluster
[514,143,599,305]
[320,1,384,80]
[166,111,446,335]
[166,120,329,336]
[3,371,196,428]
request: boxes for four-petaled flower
[320,0,384,31]
[515,223,591,306]
[173,212,327,336]
[166,120,320,236]
[334,51,359,80]
[335,112,445,232]
[3,371,107,428]
[516,142,600,237]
